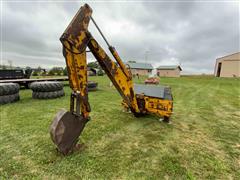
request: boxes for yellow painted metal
[60,4,92,119]
[51,3,174,155]
[109,47,132,80]
[60,3,173,119]
[122,97,173,118]
[88,38,140,113]
[62,44,90,119]
[144,97,173,117]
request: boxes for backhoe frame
[50,4,173,155]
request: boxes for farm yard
[0,76,239,179]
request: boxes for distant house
[214,52,240,77]
[157,65,182,77]
[126,62,153,76]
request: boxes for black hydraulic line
[90,16,111,48]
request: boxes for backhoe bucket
[50,109,88,155]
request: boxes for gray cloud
[1,1,239,74]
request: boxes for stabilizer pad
[50,109,88,155]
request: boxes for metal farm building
[214,52,240,77]
[126,62,153,76]
[157,65,182,77]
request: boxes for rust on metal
[50,3,173,155]
[50,109,88,155]
[60,4,92,53]
[87,36,140,114]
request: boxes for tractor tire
[29,81,64,92]
[0,83,20,96]
[88,81,98,91]
[32,89,65,99]
[0,93,20,105]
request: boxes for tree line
[31,61,103,76]
[31,66,67,76]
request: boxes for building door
[217,62,222,77]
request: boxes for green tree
[97,69,104,76]
[41,71,47,76]
[48,67,64,76]
[87,61,103,71]
[87,61,98,68]
[0,64,9,69]
[48,70,55,76]
[57,71,62,76]
[32,71,38,76]
[63,67,68,76]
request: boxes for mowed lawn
[0,76,239,179]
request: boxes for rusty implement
[50,4,173,155]
[50,110,88,155]
[50,92,90,155]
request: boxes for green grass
[0,76,239,179]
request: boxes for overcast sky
[1,1,239,74]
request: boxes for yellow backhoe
[50,4,173,155]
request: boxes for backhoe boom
[50,4,173,155]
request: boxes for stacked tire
[0,83,20,105]
[29,81,65,99]
[88,81,98,91]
